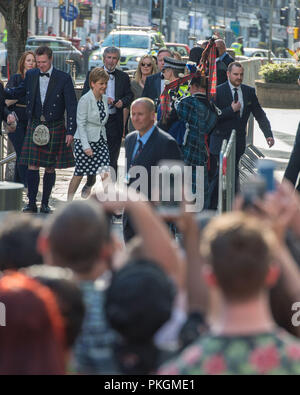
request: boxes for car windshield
[102,34,149,49]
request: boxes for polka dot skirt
[74,99,110,176]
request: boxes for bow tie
[40,72,50,78]
[107,70,115,76]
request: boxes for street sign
[36,0,59,7]
[287,26,294,34]
[78,3,92,20]
[230,21,240,36]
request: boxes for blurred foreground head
[200,212,279,302]
[0,272,65,375]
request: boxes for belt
[15,104,26,108]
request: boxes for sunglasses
[141,63,152,67]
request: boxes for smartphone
[152,160,185,216]
[241,175,266,209]
[257,159,276,192]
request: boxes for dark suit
[209,81,273,207]
[123,126,182,242]
[216,53,234,85]
[142,72,163,104]
[284,121,300,191]
[83,69,133,174]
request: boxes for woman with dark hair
[6,51,36,187]
[0,272,66,375]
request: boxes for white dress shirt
[104,66,116,115]
[228,80,244,117]
[39,65,53,106]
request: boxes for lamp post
[268,0,274,62]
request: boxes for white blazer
[74,89,109,151]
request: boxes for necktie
[40,72,50,78]
[233,88,238,103]
[132,140,143,165]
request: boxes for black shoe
[23,203,38,213]
[81,184,93,199]
[40,204,52,214]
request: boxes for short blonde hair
[89,67,109,88]
[135,55,157,83]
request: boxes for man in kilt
[5,46,77,213]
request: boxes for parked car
[89,26,165,71]
[243,48,275,58]
[165,42,190,60]
[26,36,84,74]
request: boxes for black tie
[40,72,50,78]
[233,88,238,103]
[132,140,143,164]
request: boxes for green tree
[0,0,30,75]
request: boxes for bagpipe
[160,36,217,123]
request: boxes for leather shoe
[81,184,92,199]
[40,204,52,214]
[23,203,38,213]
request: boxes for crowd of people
[0,37,300,375]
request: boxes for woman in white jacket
[68,68,110,200]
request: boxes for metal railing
[218,130,236,213]
[0,132,16,181]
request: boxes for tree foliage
[0,0,31,76]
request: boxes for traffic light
[280,7,289,26]
[294,27,299,39]
[151,0,162,20]
[296,8,300,26]
[108,6,114,24]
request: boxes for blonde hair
[89,67,109,88]
[135,55,157,83]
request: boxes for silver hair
[103,46,121,60]
[131,97,155,113]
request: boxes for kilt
[19,118,75,169]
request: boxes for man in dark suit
[215,39,234,86]
[6,46,77,213]
[123,98,182,242]
[82,46,133,177]
[142,47,173,105]
[209,62,274,208]
[284,121,300,191]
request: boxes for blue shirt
[131,124,156,162]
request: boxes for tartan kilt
[19,119,75,169]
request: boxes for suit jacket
[123,126,182,241]
[210,81,273,159]
[284,121,300,191]
[216,53,234,86]
[0,84,10,134]
[73,90,109,150]
[5,67,77,135]
[82,69,133,126]
[142,72,163,103]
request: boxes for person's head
[39,200,113,279]
[17,51,36,78]
[0,272,65,374]
[162,56,186,81]
[237,36,243,44]
[200,212,279,303]
[135,55,157,83]
[215,39,226,57]
[105,258,175,374]
[0,213,43,271]
[157,47,173,71]
[35,46,53,73]
[200,40,209,49]
[47,26,53,34]
[130,98,155,135]
[103,46,120,71]
[227,62,244,87]
[173,51,182,61]
[189,74,207,95]
[89,67,109,98]
[151,23,159,31]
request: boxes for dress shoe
[81,184,92,199]
[22,203,38,213]
[40,204,52,214]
